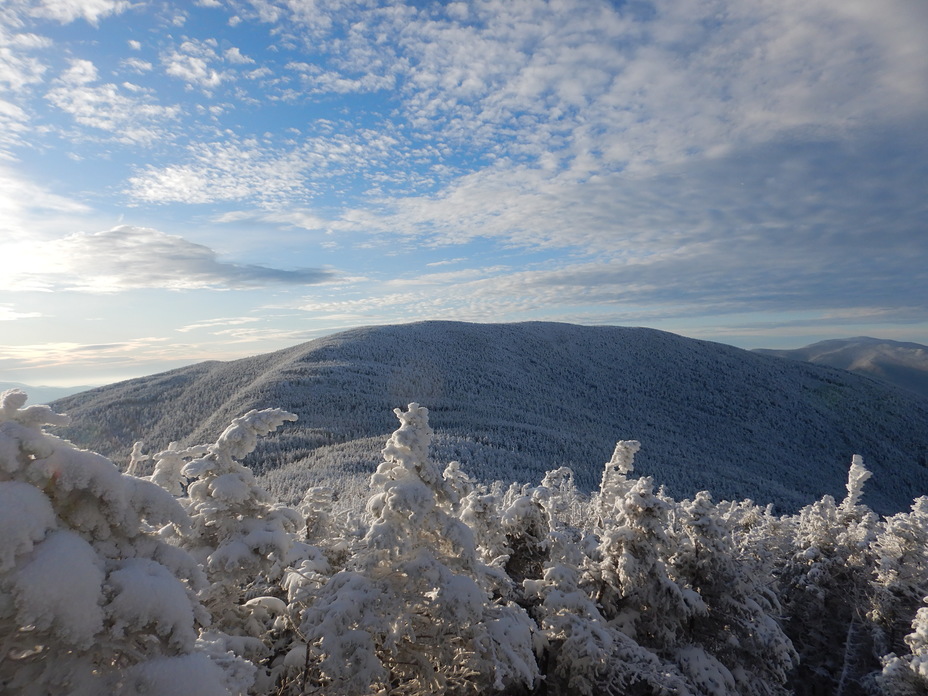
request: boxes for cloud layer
[0,0,925,383]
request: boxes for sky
[1,0,926,388]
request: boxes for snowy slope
[49,322,928,514]
[755,337,928,400]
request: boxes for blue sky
[1,0,926,387]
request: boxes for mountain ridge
[754,336,928,399]
[47,321,928,514]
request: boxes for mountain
[0,382,96,405]
[755,337,928,400]
[46,322,928,515]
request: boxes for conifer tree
[152,407,308,686]
[524,453,686,695]
[669,491,797,694]
[877,597,928,695]
[778,455,880,695]
[294,404,538,695]
[869,497,928,658]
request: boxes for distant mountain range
[45,322,928,515]
[755,336,928,399]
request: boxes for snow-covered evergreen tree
[869,496,928,659]
[151,407,310,690]
[778,455,880,695]
[592,472,693,647]
[523,453,687,695]
[294,403,539,695]
[877,596,928,695]
[669,491,797,695]
[173,409,303,621]
[0,389,248,695]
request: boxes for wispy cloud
[0,23,49,154]
[285,61,395,94]
[0,304,41,321]
[0,26,48,91]
[176,316,260,333]
[0,337,171,369]
[214,209,330,231]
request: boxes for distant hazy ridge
[755,336,928,400]
[49,322,928,514]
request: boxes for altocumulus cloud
[36,226,335,292]
[27,0,130,25]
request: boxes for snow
[118,653,232,696]
[0,481,56,572]
[210,471,253,502]
[1,389,70,429]
[105,558,198,651]
[10,529,105,647]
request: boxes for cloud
[45,59,182,144]
[162,38,259,92]
[0,22,51,154]
[176,317,260,333]
[29,0,130,25]
[285,61,395,94]
[223,46,253,65]
[325,129,918,262]
[0,164,90,231]
[244,0,928,180]
[162,38,226,90]
[127,130,403,207]
[5,226,337,292]
[0,305,41,321]
[120,0,928,228]
[121,57,152,73]
[0,28,48,91]
[0,336,183,372]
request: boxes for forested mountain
[50,322,928,514]
[755,336,928,399]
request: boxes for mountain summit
[49,322,928,514]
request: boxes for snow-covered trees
[870,496,928,658]
[669,491,797,694]
[0,389,245,695]
[5,387,928,696]
[293,404,538,695]
[164,408,302,625]
[877,597,928,695]
[777,456,881,695]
